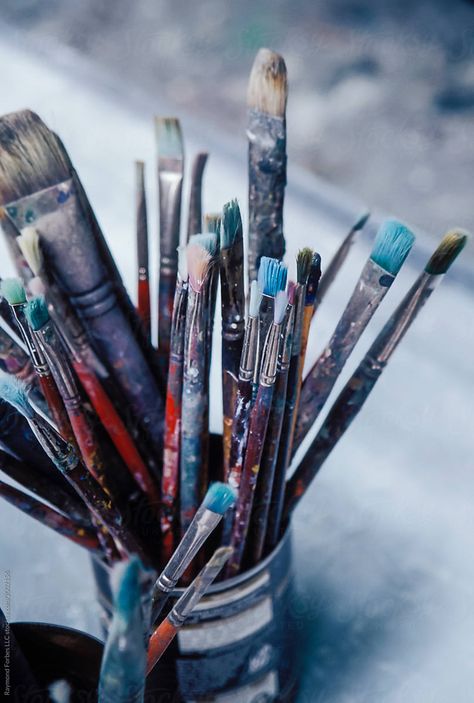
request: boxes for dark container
[92,527,299,702]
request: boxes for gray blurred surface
[0,20,473,703]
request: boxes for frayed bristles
[274,290,288,325]
[424,229,469,275]
[190,232,219,256]
[370,220,415,275]
[17,227,42,275]
[0,110,70,204]
[187,243,212,293]
[249,280,263,318]
[111,555,143,620]
[221,199,243,249]
[296,248,313,285]
[202,482,237,515]
[155,117,183,160]
[25,296,49,331]
[177,245,188,282]
[0,371,34,419]
[287,281,296,305]
[0,277,26,305]
[305,253,322,306]
[204,213,222,236]
[353,211,370,232]
[247,48,288,117]
[258,257,288,297]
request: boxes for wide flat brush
[226,291,287,577]
[220,200,245,475]
[247,49,288,281]
[147,546,232,674]
[135,160,151,340]
[284,229,469,519]
[151,482,236,625]
[187,152,208,239]
[0,110,165,467]
[156,117,184,381]
[294,220,415,451]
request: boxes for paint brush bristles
[135,160,151,339]
[284,229,469,520]
[293,220,415,452]
[187,152,208,240]
[257,257,287,378]
[156,116,184,376]
[247,49,288,281]
[147,546,232,674]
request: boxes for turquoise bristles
[0,371,34,419]
[370,220,415,275]
[202,482,237,515]
[24,296,49,332]
[190,232,220,256]
[0,277,26,305]
[221,199,242,249]
[258,257,288,297]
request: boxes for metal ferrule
[239,315,259,381]
[168,566,220,626]
[158,168,183,261]
[11,305,48,373]
[260,322,281,387]
[158,507,221,587]
[28,413,79,473]
[278,304,295,373]
[170,281,188,359]
[35,322,79,400]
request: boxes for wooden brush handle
[38,374,75,444]
[147,618,177,674]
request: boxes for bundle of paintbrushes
[0,46,469,599]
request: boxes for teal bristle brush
[150,481,236,625]
[257,256,287,381]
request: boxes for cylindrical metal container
[92,528,298,702]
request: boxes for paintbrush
[156,117,184,380]
[150,482,236,625]
[226,290,287,577]
[180,239,216,535]
[0,293,35,383]
[0,372,149,562]
[249,287,295,564]
[221,280,262,547]
[187,152,208,239]
[0,606,43,698]
[284,229,469,519]
[294,220,415,451]
[0,278,74,443]
[162,247,188,562]
[0,448,91,527]
[257,257,287,380]
[0,110,165,467]
[135,160,151,340]
[220,200,245,475]
[99,556,148,703]
[0,477,101,554]
[315,211,370,311]
[147,546,232,674]
[247,49,288,281]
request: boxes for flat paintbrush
[284,229,469,519]
[156,117,184,381]
[247,49,288,281]
[187,152,208,240]
[151,482,236,626]
[135,160,151,340]
[294,220,415,452]
[226,290,287,577]
[0,110,165,467]
[147,546,232,674]
[257,257,287,381]
[220,200,245,475]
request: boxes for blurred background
[0,3,473,703]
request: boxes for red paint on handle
[146,618,177,674]
[38,374,75,445]
[138,278,151,340]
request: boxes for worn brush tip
[274,289,288,325]
[187,242,212,293]
[247,48,288,117]
[17,227,42,276]
[203,482,237,515]
[296,248,314,285]
[155,117,183,159]
[305,253,322,305]
[258,257,288,297]
[207,546,233,569]
[25,295,49,331]
[0,370,34,418]
[353,211,370,232]
[221,199,243,248]
[177,245,188,282]
[111,555,142,619]
[0,277,26,305]
[204,213,222,236]
[425,229,469,275]
[370,220,415,275]
[249,280,263,318]
[190,232,219,256]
